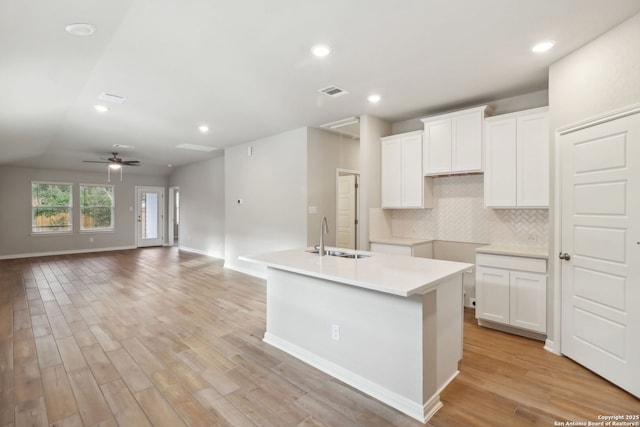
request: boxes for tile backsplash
[390,174,548,248]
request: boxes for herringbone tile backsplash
[391,175,548,248]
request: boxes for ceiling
[2,0,640,176]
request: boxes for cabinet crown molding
[420,105,493,123]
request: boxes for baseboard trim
[477,319,547,342]
[178,246,207,256]
[224,262,267,280]
[544,338,562,355]
[264,332,440,423]
[0,246,136,260]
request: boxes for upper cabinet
[381,130,433,209]
[421,105,490,176]
[484,107,549,208]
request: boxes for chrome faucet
[319,216,329,256]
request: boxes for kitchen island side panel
[265,267,429,403]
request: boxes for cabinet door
[509,271,546,333]
[517,112,549,207]
[476,266,510,324]
[484,118,517,207]
[423,119,452,175]
[401,133,423,207]
[452,112,483,172]
[381,138,402,208]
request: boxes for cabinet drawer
[476,253,546,273]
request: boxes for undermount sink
[306,249,371,259]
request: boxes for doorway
[168,186,180,246]
[136,186,165,247]
[335,169,359,250]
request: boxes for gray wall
[224,127,308,276]
[547,11,640,347]
[358,115,391,250]
[306,128,359,247]
[169,154,225,258]
[0,165,167,258]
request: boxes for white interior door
[559,110,640,398]
[136,186,165,247]
[336,173,358,249]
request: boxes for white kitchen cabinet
[381,131,433,209]
[421,105,490,175]
[475,253,547,336]
[370,241,433,258]
[484,107,549,208]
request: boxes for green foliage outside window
[32,182,73,232]
[81,185,114,230]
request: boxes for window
[31,182,73,233]
[80,184,115,231]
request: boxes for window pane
[80,185,115,231]
[142,192,158,239]
[81,207,113,229]
[31,182,72,233]
[81,185,113,207]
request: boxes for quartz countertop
[369,237,433,247]
[240,247,471,297]
[475,244,548,259]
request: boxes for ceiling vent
[318,85,349,98]
[99,92,127,104]
[320,117,360,139]
[176,144,217,152]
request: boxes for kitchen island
[241,248,472,423]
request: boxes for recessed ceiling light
[65,23,96,37]
[94,105,109,113]
[198,125,209,134]
[368,94,382,104]
[311,44,331,57]
[531,40,555,53]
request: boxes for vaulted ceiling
[2,0,640,175]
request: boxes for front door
[136,186,165,247]
[559,110,640,398]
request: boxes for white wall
[224,128,308,276]
[169,155,225,258]
[547,11,640,349]
[0,165,167,258]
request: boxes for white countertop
[369,237,433,247]
[240,248,472,297]
[475,244,548,259]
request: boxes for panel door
[401,133,423,207]
[510,271,546,333]
[381,138,402,208]
[484,118,517,207]
[517,112,549,207]
[452,112,483,173]
[423,119,452,175]
[560,111,640,398]
[476,266,510,324]
[336,174,357,249]
[136,186,165,247]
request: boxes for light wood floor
[0,248,637,426]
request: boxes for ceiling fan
[83,152,140,181]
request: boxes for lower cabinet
[475,253,547,336]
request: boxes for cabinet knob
[559,252,571,261]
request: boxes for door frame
[135,186,166,248]
[335,168,360,250]
[168,186,179,246]
[553,102,640,356]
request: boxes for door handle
[559,252,571,261]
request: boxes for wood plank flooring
[0,247,637,426]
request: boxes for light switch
[308,206,317,214]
